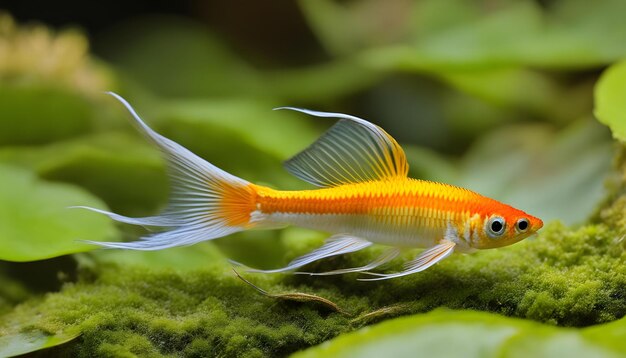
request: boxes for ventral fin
[276,108,408,187]
[358,239,455,281]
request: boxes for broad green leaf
[159,99,320,159]
[455,119,612,225]
[354,76,522,149]
[0,330,79,357]
[300,0,618,123]
[437,68,589,124]
[0,164,118,262]
[304,0,626,69]
[268,59,384,103]
[0,132,168,216]
[0,84,94,145]
[594,61,626,142]
[298,0,415,57]
[156,98,321,189]
[395,116,613,225]
[294,310,626,358]
[98,17,265,99]
[99,16,380,104]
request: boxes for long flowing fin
[75,92,256,250]
[236,235,372,273]
[295,247,400,276]
[358,240,455,281]
[276,108,408,187]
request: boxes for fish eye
[516,218,529,232]
[486,216,506,238]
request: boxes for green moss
[289,222,624,327]
[0,264,355,357]
[0,213,625,356]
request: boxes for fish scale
[249,178,505,249]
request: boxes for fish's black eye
[516,218,529,232]
[486,216,506,238]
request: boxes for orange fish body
[251,178,540,252]
[81,93,542,280]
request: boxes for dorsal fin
[276,108,408,187]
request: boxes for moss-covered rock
[293,221,626,327]
[0,264,353,357]
[1,213,625,356]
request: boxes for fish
[77,92,543,280]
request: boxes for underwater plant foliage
[2,1,626,356]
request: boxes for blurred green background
[2,0,619,225]
[1,0,626,356]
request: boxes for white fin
[276,107,408,187]
[238,235,372,273]
[358,240,456,281]
[77,92,254,250]
[295,247,400,276]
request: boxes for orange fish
[80,92,543,280]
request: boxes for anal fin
[234,234,372,274]
[295,248,400,276]
[358,240,456,281]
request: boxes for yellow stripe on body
[252,178,483,247]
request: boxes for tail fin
[76,92,257,250]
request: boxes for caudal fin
[76,92,257,250]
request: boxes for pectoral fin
[358,240,456,281]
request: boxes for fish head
[471,202,543,250]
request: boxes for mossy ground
[1,213,625,356]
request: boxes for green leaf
[294,310,626,358]
[0,164,118,262]
[437,68,587,124]
[0,330,79,357]
[156,98,321,189]
[301,0,621,122]
[269,59,384,103]
[400,117,613,225]
[100,16,381,104]
[298,0,415,57]
[160,99,320,159]
[306,0,626,69]
[99,17,265,99]
[0,84,94,146]
[0,132,168,216]
[594,60,626,142]
[455,119,612,225]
